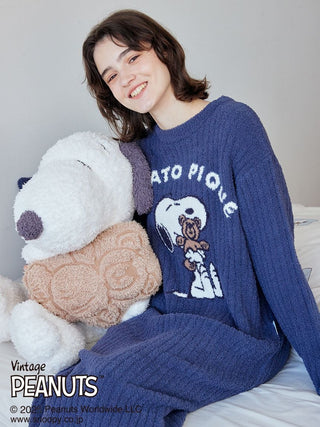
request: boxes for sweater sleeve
[236,152,320,394]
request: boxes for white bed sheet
[185,349,319,426]
[1,205,319,426]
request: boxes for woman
[30,9,320,427]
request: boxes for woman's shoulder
[212,96,263,125]
[218,98,275,177]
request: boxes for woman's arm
[236,148,320,394]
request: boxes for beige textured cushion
[23,221,162,327]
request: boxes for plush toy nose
[16,210,43,240]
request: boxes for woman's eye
[129,55,140,64]
[107,73,117,84]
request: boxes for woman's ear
[119,142,153,215]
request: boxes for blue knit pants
[29,308,290,427]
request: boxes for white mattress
[1,205,320,426]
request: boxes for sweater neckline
[153,96,230,143]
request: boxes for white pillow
[293,204,320,309]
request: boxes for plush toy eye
[77,160,92,170]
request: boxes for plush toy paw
[121,298,150,322]
[10,300,85,374]
[0,275,27,342]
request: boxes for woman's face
[93,37,174,117]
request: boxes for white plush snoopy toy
[0,132,161,373]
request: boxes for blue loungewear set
[30,97,320,426]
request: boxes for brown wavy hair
[83,9,209,142]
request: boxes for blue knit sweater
[30,97,320,427]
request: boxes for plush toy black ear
[17,177,31,190]
[119,142,153,215]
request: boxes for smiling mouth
[129,82,147,98]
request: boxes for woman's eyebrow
[101,47,132,78]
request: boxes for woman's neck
[151,97,209,130]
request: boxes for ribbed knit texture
[29,97,320,427]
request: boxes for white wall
[1,0,319,279]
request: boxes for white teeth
[130,83,147,98]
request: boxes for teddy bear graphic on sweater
[176,215,209,271]
[155,196,223,299]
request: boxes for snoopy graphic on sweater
[155,196,223,299]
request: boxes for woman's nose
[120,71,135,87]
